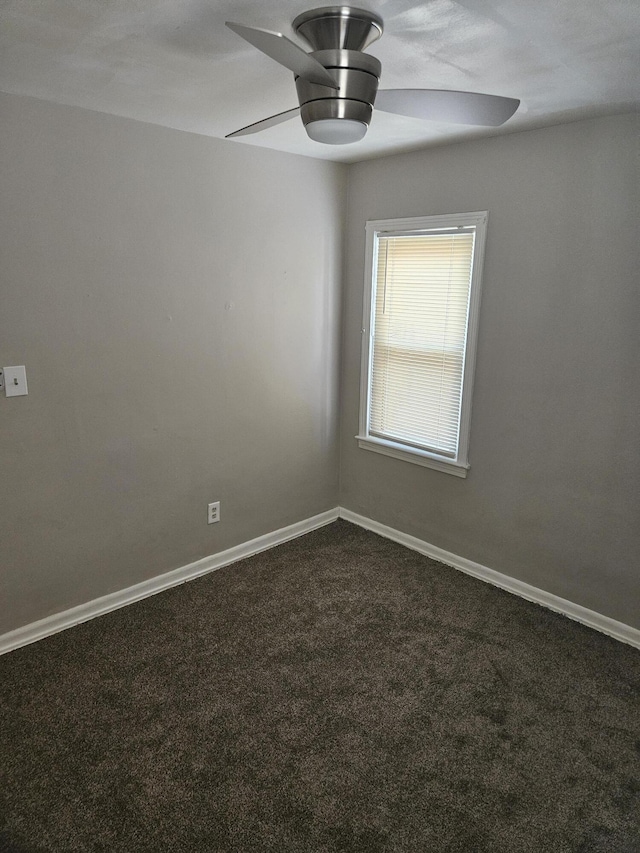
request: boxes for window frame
[356,211,488,478]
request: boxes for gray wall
[0,93,345,633]
[340,114,640,629]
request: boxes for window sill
[356,435,469,478]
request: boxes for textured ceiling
[1,0,638,162]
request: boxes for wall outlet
[207,501,221,524]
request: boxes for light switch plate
[3,366,28,397]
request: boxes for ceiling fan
[225,5,520,145]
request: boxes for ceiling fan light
[305,118,367,144]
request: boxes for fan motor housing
[295,49,381,133]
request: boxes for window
[357,212,487,477]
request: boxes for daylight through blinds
[369,229,475,456]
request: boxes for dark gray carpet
[1,520,638,852]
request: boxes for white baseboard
[3,505,638,656]
[339,508,640,650]
[0,508,339,657]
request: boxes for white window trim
[356,211,488,478]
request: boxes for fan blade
[376,89,520,127]
[226,22,339,89]
[226,107,301,138]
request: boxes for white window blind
[358,212,486,477]
[370,229,475,457]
